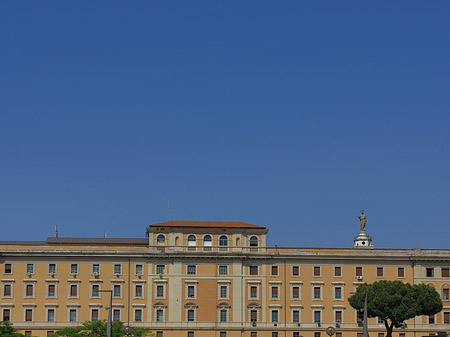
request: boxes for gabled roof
[147,220,266,230]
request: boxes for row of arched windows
[155,234,259,247]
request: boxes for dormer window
[187,235,197,251]
[219,235,228,251]
[249,236,258,252]
[156,234,165,245]
[203,235,212,251]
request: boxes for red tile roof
[46,238,148,245]
[147,220,266,230]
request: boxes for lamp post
[99,290,113,337]
[124,325,136,337]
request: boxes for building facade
[0,220,449,337]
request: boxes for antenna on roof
[168,197,170,221]
[54,225,59,238]
[104,231,107,238]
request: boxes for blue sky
[1,1,449,248]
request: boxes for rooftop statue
[358,210,367,232]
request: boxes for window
[399,334,405,337]
[271,286,279,299]
[48,284,56,297]
[272,310,279,322]
[26,284,34,297]
[70,264,78,274]
[92,284,100,297]
[219,235,228,250]
[251,333,257,337]
[91,309,99,321]
[187,265,196,275]
[426,268,434,277]
[220,309,227,322]
[135,309,142,322]
[156,309,163,322]
[25,332,32,336]
[442,268,450,278]
[398,267,405,278]
[26,264,34,274]
[272,333,279,337]
[187,309,195,321]
[429,315,435,324]
[48,264,56,274]
[156,265,165,274]
[188,332,194,337]
[292,286,300,299]
[249,236,258,251]
[220,285,227,298]
[25,309,33,321]
[220,333,227,337]
[314,310,321,323]
[335,287,342,299]
[251,309,258,322]
[47,309,55,322]
[444,312,449,324]
[70,284,78,297]
[187,235,196,250]
[334,266,342,277]
[157,285,164,298]
[4,264,12,274]
[69,309,77,322]
[250,266,258,275]
[203,235,212,251]
[313,287,321,299]
[294,333,300,337]
[293,310,300,323]
[378,334,384,337]
[156,332,163,337]
[219,265,228,275]
[292,265,299,276]
[135,285,143,297]
[114,264,122,275]
[335,311,342,323]
[4,284,12,297]
[336,333,342,337]
[92,264,100,275]
[377,316,384,324]
[272,266,279,276]
[187,285,195,298]
[113,284,121,297]
[3,309,10,321]
[356,267,363,277]
[157,234,165,245]
[250,286,257,298]
[113,309,120,321]
[135,264,143,275]
[377,267,384,277]
[443,288,449,300]
[313,266,321,276]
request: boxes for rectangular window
[4,284,11,296]
[135,285,143,297]
[444,312,449,324]
[92,264,100,274]
[271,286,279,299]
[156,309,163,322]
[272,310,279,322]
[314,311,321,323]
[69,309,77,322]
[250,286,257,298]
[135,264,143,275]
[292,266,299,276]
[26,264,34,274]
[113,309,120,321]
[188,332,194,337]
[70,284,77,297]
[442,268,450,278]
[70,264,78,274]
[187,309,195,321]
[314,287,321,299]
[377,267,384,277]
[429,315,435,324]
[294,333,300,337]
[26,284,33,297]
[293,310,300,323]
[92,309,99,321]
[271,265,278,276]
[251,310,257,322]
[219,265,228,275]
[313,266,321,276]
[25,332,32,337]
[397,267,405,278]
[272,333,278,337]
[25,309,33,321]
[293,286,300,299]
[250,266,258,275]
[92,284,100,297]
[443,288,449,300]
[156,332,163,337]
[251,333,257,337]
[48,263,56,274]
[220,285,227,298]
[113,285,121,297]
[220,309,227,322]
[47,309,55,322]
[426,268,434,277]
[220,333,226,337]
[335,287,342,299]
[114,264,121,275]
[187,265,196,275]
[336,333,342,337]
[48,284,56,297]
[334,266,342,277]
[3,309,10,321]
[378,316,384,324]
[187,285,195,298]
[156,265,165,274]
[378,334,384,337]
[157,285,164,297]
[356,267,363,277]
[4,263,12,274]
[335,311,342,322]
[135,309,142,322]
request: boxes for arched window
[157,234,165,245]
[219,235,228,251]
[249,236,258,252]
[187,235,196,251]
[203,235,212,251]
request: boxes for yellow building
[0,220,449,337]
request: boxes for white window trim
[25,264,35,275]
[291,306,302,323]
[218,281,230,300]
[90,282,102,299]
[292,265,300,277]
[185,280,198,300]
[113,263,122,276]
[186,265,197,275]
[156,264,166,275]
[332,283,345,301]
[112,282,123,299]
[92,264,101,276]
[217,304,231,323]
[248,281,261,300]
[218,265,229,276]
[70,263,79,275]
[4,263,13,275]
[153,303,167,322]
[24,306,35,322]
[313,266,322,277]
[311,282,324,301]
[111,307,122,321]
[46,307,57,322]
[271,265,279,277]
[46,281,58,299]
[333,308,344,324]
[48,263,57,275]
[133,307,143,322]
[68,281,81,299]
[133,281,145,299]
[90,306,101,321]
[185,303,198,322]
[135,263,143,276]
[334,265,343,278]
[376,266,384,278]
[290,281,302,301]
[1,280,14,299]
[23,280,37,299]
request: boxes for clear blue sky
[1,1,449,249]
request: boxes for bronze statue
[358,210,367,232]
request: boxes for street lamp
[124,325,136,337]
[99,290,113,337]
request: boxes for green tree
[349,280,443,337]
[0,321,27,337]
[53,321,152,337]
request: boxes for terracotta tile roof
[0,241,46,245]
[46,237,148,245]
[147,220,266,230]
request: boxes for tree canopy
[53,321,152,337]
[349,280,442,337]
[0,321,27,337]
